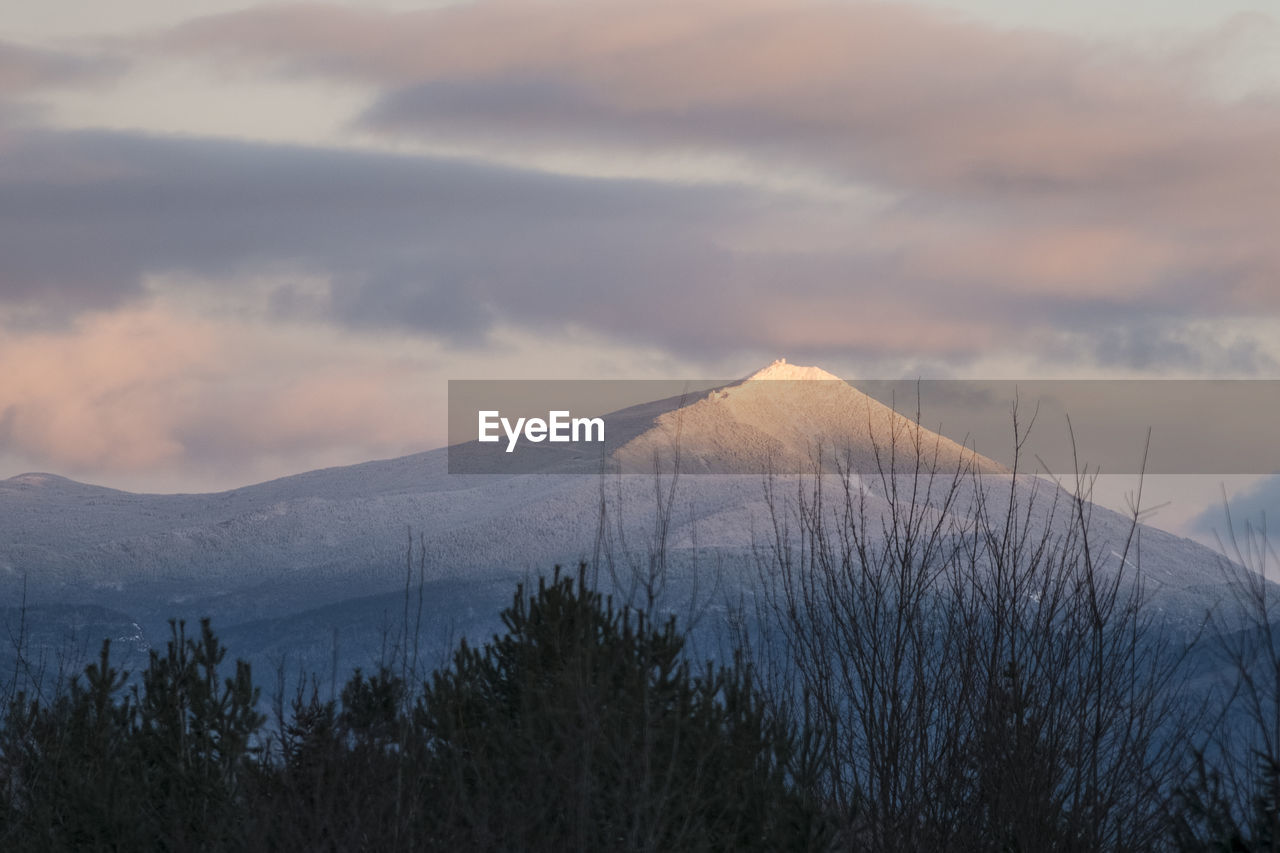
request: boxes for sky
[2,0,1280,540]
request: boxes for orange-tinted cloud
[0,296,442,488]
[0,40,117,97]
[161,1,1280,190]
[151,1,1280,321]
[8,1,1280,489]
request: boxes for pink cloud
[0,39,121,98]
[0,299,441,486]
[152,1,1280,320]
[159,1,1280,191]
[12,2,1280,488]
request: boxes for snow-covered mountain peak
[0,364,1252,676]
[744,359,843,383]
[1,472,102,495]
[10,473,61,486]
[613,361,1003,475]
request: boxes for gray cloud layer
[0,130,758,347]
[4,1,1280,372]
[149,1,1280,368]
[1191,475,1280,548]
[1,121,1275,371]
[7,1,1280,489]
[0,39,118,96]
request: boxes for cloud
[1189,474,1280,553]
[0,38,124,134]
[0,295,445,487]
[161,2,1280,190]
[3,121,1279,377]
[0,129,745,337]
[0,301,222,473]
[0,287,711,492]
[0,3,1273,372]
[130,0,1280,371]
[11,1,1280,488]
[0,127,1020,362]
[0,40,119,97]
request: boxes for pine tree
[416,565,826,851]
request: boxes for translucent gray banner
[447,379,1280,475]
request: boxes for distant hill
[0,362,1246,691]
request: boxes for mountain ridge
[0,361,1249,685]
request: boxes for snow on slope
[0,361,1249,661]
[614,359,1005,476]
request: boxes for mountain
[0,361,1246,689]
[612,360,1007,475]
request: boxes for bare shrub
[752,409,1194,851]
